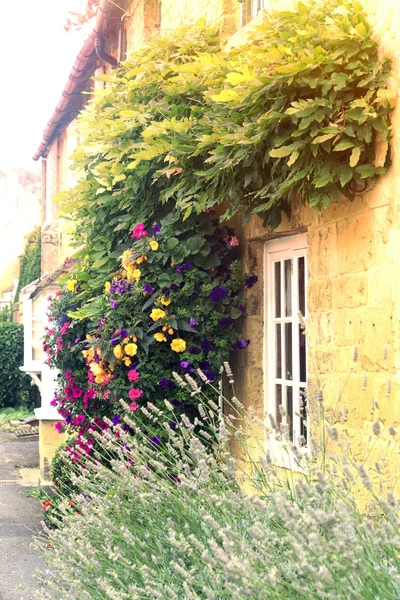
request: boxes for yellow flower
[160,296,171,306]
[122,250,132,262]
[136,256,144,265]
[149,240,159,251]
[89,362,103,376]
[133,269,141,281]
[150,308,166,321]
[67,279,77,293]
[113,344,124,359]
[171,338,186,353]
[154,332,166,342]
[168,328,174,335]
[125,343,138,357]
[104,281,111,294]
[124,357,132,366]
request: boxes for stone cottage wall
[231,0,400,452]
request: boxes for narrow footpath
[0,432,46,600]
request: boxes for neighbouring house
[30,0,400,479]
[0,169,41,316]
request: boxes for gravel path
[0,432,46,599]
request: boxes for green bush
[15,228,41,302]
[0,323,32,408]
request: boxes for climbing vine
[46,0,394,453]
[15,229,41,302]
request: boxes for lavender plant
[35,372,400,599]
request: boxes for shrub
[35,376,400,599]
[0,323,32,408]
[51,440,79,497]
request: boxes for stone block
[336,215,375,275]
[39,420,66,482]
[331,273,368,309]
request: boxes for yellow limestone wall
[229,0,400,472]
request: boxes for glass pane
[285,323,292,380]
[300,388,307,444]
[276,385,282,429]
[276,324,281,378]
[298,256,305,316]
[299,325,307,383]
[275,261,281,318]
[287,386,293,441]
[285,259,292,316]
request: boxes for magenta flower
[65,370,72,379]
[73,415,85,427]
[54,422,64,433]
[131,223,148,239]
[129,402,140,412]
[128,369,140,382]
[128,388,144,401]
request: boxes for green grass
[0,406,34,424]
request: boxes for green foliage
[62,0,393,254]
[0,306,13,322]
[0,323,32,408]
[15,229,41,302]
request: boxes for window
[241,0,268,27]
[265,234,308,446]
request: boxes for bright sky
[0,1,90,169]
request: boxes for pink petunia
[54,422,64,433]
[128,369,140,383]
[128,388,143,401]
[73,414,85,427]
[130,223,148,239]
[129,402,140,412]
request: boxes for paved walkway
[0,432,46,600]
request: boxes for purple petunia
[169,421,178,431]
[179,361,195,373]
[112,414,121,426]
[143,282,154,295]
[236,339,250,349]
[204,371,216,382]
[245,275,258,289]
[152,223,161,236]
[176,262,193,274]
[109,283,117,294]
[210,285,227,302]
[199,360,211,370]
[237,305,246,313]
[201,337,213,353]
[189,317,199,327]
[159,378,175,389]
[110,298,118,309]
[150,436,161,447]
[188,346,201,355]
[169,284,180,293]
[218,317,233,329]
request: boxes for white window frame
[264,233,308,465]
[241,0,268,26]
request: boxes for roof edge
[33,0,122,161]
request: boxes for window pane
[284,259,292,316]
[287,386,293,441]
[275,261,281,318]
[276,324,281,378]
[285,323,292,380]
[276,384,282,429]
[298,256,305,316]
[299,325,306,383]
